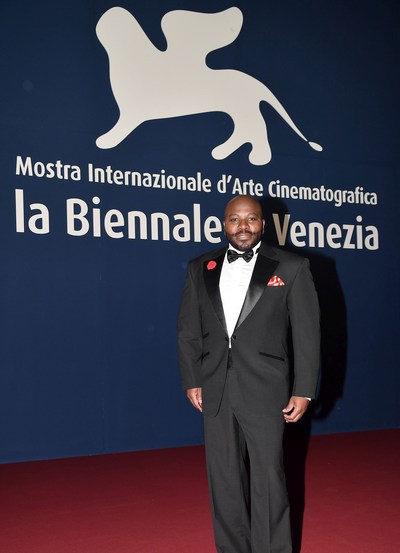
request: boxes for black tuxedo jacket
[178,242,320,417]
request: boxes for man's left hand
[282,396,310,423]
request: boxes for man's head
[223,195,265,251]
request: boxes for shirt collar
[227,241,261,255]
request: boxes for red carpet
[1,430,399,553]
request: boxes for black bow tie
[227,249,254,263]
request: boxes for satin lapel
[235,252,279,330]
[203,252,227,333]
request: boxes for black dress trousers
[203,356,292,553]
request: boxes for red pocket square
[267,275,285,287]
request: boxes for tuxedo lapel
[235,248,279,330]
[203,252,227,333]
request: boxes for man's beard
[229,231,260,251]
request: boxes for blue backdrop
[0,0,399,463]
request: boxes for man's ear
[262,219,265,233]
[223,220,226,235]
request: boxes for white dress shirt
[219,242,260,344]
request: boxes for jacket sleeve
[287,258,320,398]
[177,261,203,390]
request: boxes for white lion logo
[96,6,322,165]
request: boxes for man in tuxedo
[178,195,320,553]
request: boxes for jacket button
[225,337,229,341]
[232,335,237,340]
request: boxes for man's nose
[237,219,249,231]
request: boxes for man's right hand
[186,387,203,412]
